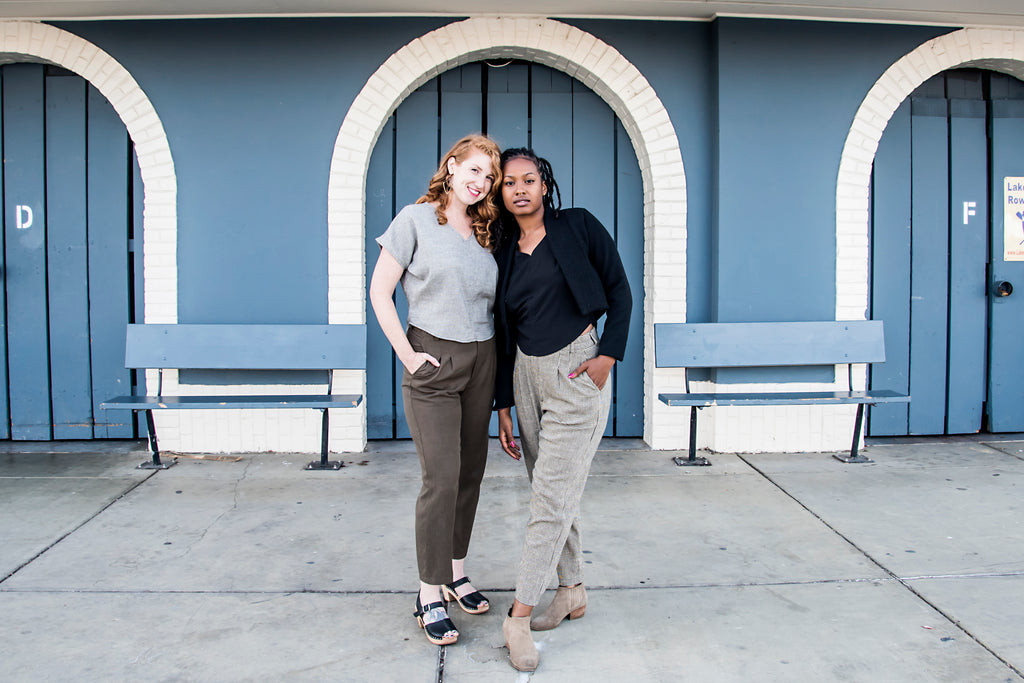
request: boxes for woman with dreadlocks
[492,148,632,672]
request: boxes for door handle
[993,281,1013,297]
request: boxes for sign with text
[1005,177,1024,261]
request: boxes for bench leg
[138,410,175,470]
[834,403,873,464]
[673,406,711,466]
[306,408,344,471]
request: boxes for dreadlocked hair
[496,147,563,249]
[416,133,502,251]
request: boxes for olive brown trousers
[402,325,496,585]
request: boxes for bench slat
[101,394,363,410]
[124,324,365,370]
[654,321,886,368]
[659,389,910,407]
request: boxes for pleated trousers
[512,327,611,606]
[403,325,496,585]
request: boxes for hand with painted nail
[498,407,521,460]
[569,354,615,390]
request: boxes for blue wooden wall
[54,17,947,336]
[31,16,976,434]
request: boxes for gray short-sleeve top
[376,203,497,342]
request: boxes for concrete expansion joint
[435,644,446,683]
[0,470,158,586]
[736,453,1023,681]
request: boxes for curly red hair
[416,134,503,250]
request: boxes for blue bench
[654,321,910,465]
[100,324,365,471]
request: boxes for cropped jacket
[493,206,632,409]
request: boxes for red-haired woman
[369,134,503,646]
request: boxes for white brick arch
[0,21,177,323]
[328,16,688,446]
[836,28,1024,323]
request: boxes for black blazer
[493,206,632,409]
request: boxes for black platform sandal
[442,576,490,615]
[414,595,459,645]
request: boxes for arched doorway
[1,63,142,440]
[327,16,689,451]
[363,60,644,439]
[869,69,1024,435]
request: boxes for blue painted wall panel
[908,99,949,435]
[988,100,1024,432]
[531,67,573,185]
[869,101,911,436]
[486,63,528,150]
[3,64,52,440]
[711,19,950,325]
[365,116,395,439]
[946,99,988,433]
[440,63,483,154]
[86,85,134,438]
[572,86,617,436]
[615,123,645,436]
[0,75,8,440]
[45,74,94,440]
[132,152,146,437]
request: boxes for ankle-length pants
[513,327,611,607]
[403,326,496,585]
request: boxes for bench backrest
[654,321,886,369]
[124,324,366,370]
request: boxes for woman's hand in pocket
[401,351,439,375]
[569,355,615,389]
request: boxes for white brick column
[328,17,688,451]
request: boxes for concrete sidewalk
[1,436,1022,682]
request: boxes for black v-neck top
[504,236,594,356]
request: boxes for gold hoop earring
[442,175,452,193]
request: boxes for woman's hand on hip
[401,351,439,375]
[569,354,615,389]
[498,408,520,460]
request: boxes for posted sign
[1006,177,1024,261]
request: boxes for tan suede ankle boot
[503,610,539,671]
[530,583,587,631]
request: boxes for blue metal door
[988,92,1024,431]
[870,70,1024,435]
[1,64,139,440]
[365,61,644,438]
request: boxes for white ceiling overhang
[1,1,1023,29]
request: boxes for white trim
[327,16,688,450]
